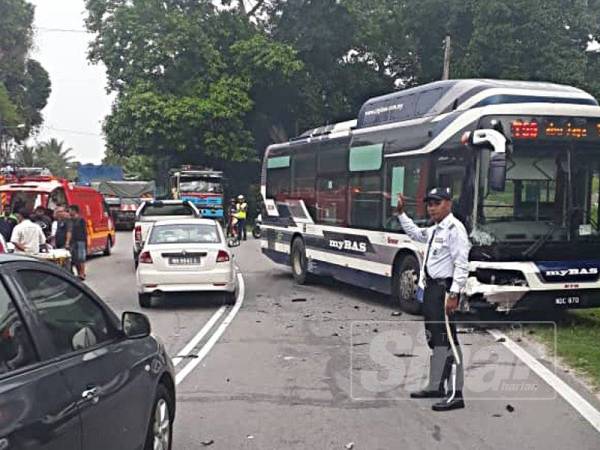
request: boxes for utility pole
[442,35,452,80]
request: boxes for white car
[136,218,236,307]
[132,200,200,267]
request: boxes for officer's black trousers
[422,280,464,392]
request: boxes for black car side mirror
[122,311,151,339]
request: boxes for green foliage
[34,139,77,179]
[0,0,50,142]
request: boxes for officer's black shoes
[410,389,446,399]
[432,391,465,411]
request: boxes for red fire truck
[0,175,116,255]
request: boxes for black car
[0,255,175,450]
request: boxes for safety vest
[236,202,248,219]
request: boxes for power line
[43,126,103,137]
[35,26,90,34]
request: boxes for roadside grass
[531,308,600,390]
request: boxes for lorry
[169,167,224,221]
[77,164,124,185]
[94,180,156,229]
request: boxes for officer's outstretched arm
[397,213,429,243]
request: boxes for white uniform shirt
[11,219,46,254]
[397,212,470,293]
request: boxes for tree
[0,0,51,143]
[85,0,305,180]
[35,139,77,179]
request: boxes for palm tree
[35,138,75,178]
[14,145,36,166]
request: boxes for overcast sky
[30,0,113,164]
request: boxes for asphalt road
[86,232,600,450]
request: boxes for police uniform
[397,187,470,411]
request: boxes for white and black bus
[260,79,600,314]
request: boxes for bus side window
[266,155,291,201]
[291,150,316,220]
[384,158,429,231]
[316,176,347,226]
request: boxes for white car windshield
[149,224,220,244]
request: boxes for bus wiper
[521,222,557,259]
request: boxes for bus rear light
[511,120,538,139]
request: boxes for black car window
[0,280,37,375]
[17,271,115,356]
[141,203,195,216]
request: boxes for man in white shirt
[11,209,46,254]
[397,187,470,411]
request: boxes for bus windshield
[477,145,600,244]
[179,178,223,193]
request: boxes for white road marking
[172,306,227,367]
[175,272,245,385]
[488,329,600,434]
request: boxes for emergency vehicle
[0,176,116,255]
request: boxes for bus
[169,167,224,221]
[260,79,600,314]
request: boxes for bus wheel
[394,255,422,315]
[291,238,310,285]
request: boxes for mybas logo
[545,268,598,277]
[322,231,374,255]
[538,261,600,282]
[329,239,368,253]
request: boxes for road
[86,232,600,449]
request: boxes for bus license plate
[555,296,580,306]
[170,257,201,265]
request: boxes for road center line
[175,272,245,386]
[172,305,227,367]
[488,328,600,434]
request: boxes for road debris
[247,435,254,439]
[373,328,378,333]
[345,442,354,449]
[292,298,307,302]
[393,352,416,358]
[391,311,402,317]
[506,404,515,413]
[496,337,506,343]
[354,306,360,310]
[332,332,339,337]
[201,440,214,446]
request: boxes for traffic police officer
[396,187,470,411]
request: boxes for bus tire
[393,254,422,315]
[291,238,310,285]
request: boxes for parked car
[136,218,236,307]
[0,176,116,256]
[132,200,200,266]
[0,255,175,450]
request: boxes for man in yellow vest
[235,194,248,241]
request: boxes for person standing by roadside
[66,205,88,280]
[235,194,248,241]
[51,206,70,249]
[10,209,46,254]
[0,205,18,242]
[396,187,470,411]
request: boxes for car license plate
[555,296,580,306]
[169,257,201,265]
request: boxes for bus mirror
[488,152,507,192]
[462,129,507,154]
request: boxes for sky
[30,0,113,164]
